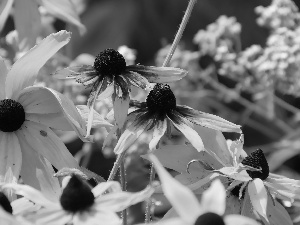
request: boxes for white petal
[6,31,70,100]
[11,197,39,215]
[14,0,41,51]
[41,0,86,35]
[224,215,260,225]
[168,112,204,152]
[200,179,226,215]
[19,121,79,170]
[0,0,13,32]
[149,119,167,151]
[92,181,122,198]
[248,179,268,222]
[73,210,121,225]
[0,207,19,225]
[36,208,71,225]
[95,185,154,212]
[0,56,8,99]
[0,132,22,200]
[149,154,202,224]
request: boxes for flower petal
[248,179,268,222]
[19,121,79,170]
[0,56,8,99]
[149,119,167,151]
[41,0,86,34]
[73,210,120,225]
[0,132,22,200]
[0,0,13,32]
[200,179,226,215]
[176,105,242,133]
[266,197,293,225]
[92,181,122,198]
[126,65,187,83]
[6,30,71,100]
[224,215,260,225]
[53,65,96,79]
[123,71,150,89]
[112,87,130,129]
[14,0,41,51]
[95,185,154,212]
[149,154,202,224]
[168,111,204,152]
[35,208,71,225]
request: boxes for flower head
[0,30,88,201]
[5,175,155,225]
[54,48,188,137]
[113,83,241,155]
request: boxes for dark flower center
[146,84,176,119]
[0,99,25,132]
[194,212,225,225]
[0,192,12,214]
[60,175,95,213]
[241,149,269,180]
[93,48,126,78]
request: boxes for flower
[5,175,155,225]
[113,83,241,155]
[54,48,188,136]
[0,30,88,201]
[145,154,259,225]
[0,0,86,51]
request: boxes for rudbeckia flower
[0,30,88,200]
[145,154,259,225]
[114,83,241,155]
[5,175,155,225]
[0,0,86,51]
[54,48,188,136]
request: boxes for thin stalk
[145,163,155,223]
[120,159,127,225]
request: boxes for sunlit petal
[176,105,242,133]
[6,31,71,100]
[126,65,187,83]
[73,210,121,225]
[0,56,8,99]
[0,132,22,200]
[168,111,204,152]
[11,197,40,215]
[149,119,167,151]
[92,181,122,198]
[224,215,260,225]
[248,179,268,222]
[149,154,202,223]
[41,0,86,34]
[200,179,226,215]
[14,0,41,51]
[36,208,71,225]
[0,0,13,32]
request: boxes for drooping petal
[0,0,13,32]
[200,179,226,215]
[0,56,8,99]
[0,132,22,200]
[224,215,260,225]
[176,105,242,133]
[149,154,202,224]
[73,210,121,225]
[149,119,167,151]
[19,121,79,170]
[92,181,122,198]
[14,0,41,51]
[53,65,96,79]
[19,86,88,141]
[122,71,150,89]
[6,30,71,100]
[168,111,204,152]
[126,65,187,83]
[266,196,293,225]
[95,185,154,212]
[248,179,268,223]
[35,208,72,225]
[41,0,86,34]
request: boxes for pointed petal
[96,84,114,101]
[0,133,22,200]
[53,65,96,79]
[41,0,86,34]
[201,179,226,215]
[168,111,205,152]
[14,0,41,51]
[123,71,150,89]
[224,215,260,225]
[266,197,293,225]
[76,105,113,128]
[126,65,187,83]
[112,90,130,129]
[176,105,242,133]
[248,179,268,222]
[6,31,71,100]
[149,154,202,224]
[149,119,167,151]
[18,121,79,170]
[0,0,13,32]
[92,181,122,198]
[73,210,120,225]
[36,208,71,225]
[95,185,154,212]
[0,56,8,99]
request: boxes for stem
[120,159,127,225]
[162,0,198,67]
[145,164,155,223]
